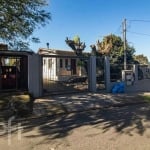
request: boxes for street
[1,103,150,150]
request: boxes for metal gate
[42,55,89,95]
[110,64,134,82]
[96,56,106,90]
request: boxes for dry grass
[0,92,31,109]
[0,92,33,121]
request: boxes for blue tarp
[111,82,125,93]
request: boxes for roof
[0,50,34,56]
[38,48,76,56]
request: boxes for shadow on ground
[18,102,150,141]
[1,92,150,140]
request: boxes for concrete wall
[104,56,111,92]
[28,54,42,97]
[88,56,96,92]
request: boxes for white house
[38,48,87,81]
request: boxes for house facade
[38,48,87,81]
[0,50,32,91]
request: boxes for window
[43,59,46,65]
[65,59,68,68]
[48,59,52,69]
[60,59,63,68]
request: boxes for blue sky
[31,0,150,60]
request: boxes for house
[0,50,33,90]
[38,48,87,81]
[139,64,150,79]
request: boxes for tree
[65,36,86,55]
[90,34,136,81]
[65,36,88,74]
[134,54,149,64]
[0,0,51,50]
[92,34,135,64]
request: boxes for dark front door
[71,59,76,75]
[1,66,17,89]
[0,56,28,90]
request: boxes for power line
[126,19,150,37]
[127,30,150,37]
[129,19,150,23]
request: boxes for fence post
[28,54,42,97]
[88,56,96,92]
[104,56,111,92]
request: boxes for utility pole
[123,18,127,70]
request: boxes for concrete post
[133,64,138,83]
[28,54,43,97]
[88,56,96,92]
[104,56,111,92]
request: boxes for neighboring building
[0,50,33,90]
[38,48,87,81]
[139,64,150,79]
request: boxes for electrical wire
[127,30,150,37]
[129,19,150,23]
[126,19,150,37]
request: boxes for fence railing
[41,55,89,94]
[110,64,134,82]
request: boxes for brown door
[71,59,76,75]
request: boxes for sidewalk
[33,79,150,118]
[33,92,148,118]
[125,79,150,93]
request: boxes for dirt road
[1,103,150,150]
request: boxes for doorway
[71,59,77,75]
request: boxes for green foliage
[108,34,124,63]
[0,0,51,50]
[65,36,86,56]
[97,34,135,64]
[77,60,85,66]
[97,35,113,55]
[66,36,87,73]
[73,35,80,44]
[134,54,149,64]
[142,95,150,102]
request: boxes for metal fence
[110,64,134,82]
[42,55,90,94]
